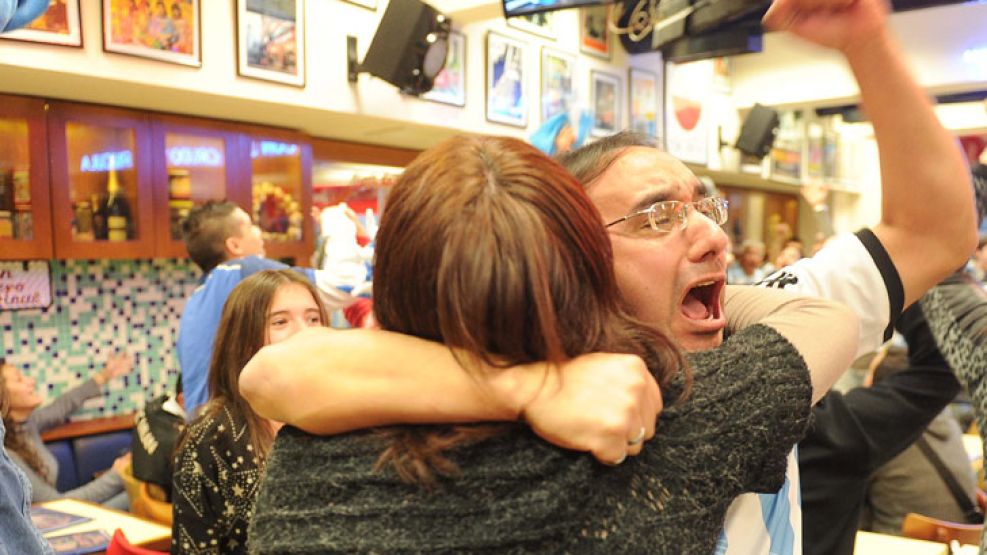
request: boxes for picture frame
[101,0,201,67]
[590,70,621,137]
[421,31,466,107]
[540,47,574,123]
[341,0,376,8]
[664,59,712,165]
[579,6,610,60]
[1,0,83,47]
[486,32,528,128]
[506,12,556,40]
[629,67,660,139]
[236,0,306,87]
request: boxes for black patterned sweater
[172,405,265,555]
[248,324,812,554]
[919,271,987,552]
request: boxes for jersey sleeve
[756,229,904,357]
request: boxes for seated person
[0,354,134,510]
[172,270,330,555]
[727,239,771,285]
[864,399,978,533]
[245,135,858,553]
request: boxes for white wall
[730,1,987,109]
[0,0,634,149]
[723,1,987,232]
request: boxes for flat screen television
[503,0,617,18]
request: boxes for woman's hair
[0,361,54,484]
[184,269,329,460]
[373,135,687,486]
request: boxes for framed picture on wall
[342,0,376,8]
[102,0,201,66]
[665,59,712,165]
[236,0,306,87]
[421,31,466,107]
[591,70,621,137]
[486,32,528,128]
[579,6,610,60]
[540,47,574,123]
[507,12,556,40]
[629,67,660,139]
[1,0,83,47]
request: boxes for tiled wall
[1,259,200,420]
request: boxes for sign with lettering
[0,261,52,310]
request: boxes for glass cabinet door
[311,161,402,238]
[244,128,312,263]
[48,102,153,259]
[311,138,418,242]
[0,95,52,260]
[151,116,247,258]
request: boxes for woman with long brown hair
[246,135,858,553]
[171,269,329,555]
[1,354,133,509]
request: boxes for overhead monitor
[503,0,617,18]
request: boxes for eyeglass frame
[604,196,729,234]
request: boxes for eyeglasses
[604,197,729,234]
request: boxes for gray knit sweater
[248,324,811,554]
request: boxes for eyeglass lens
[648,198,727,232]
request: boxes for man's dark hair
[555,131,656,189]
[181,200,242,274]
[978,234,987,251]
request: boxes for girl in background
[171,269,329,555]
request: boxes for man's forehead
[598,147,701,204]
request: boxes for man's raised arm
[764,0,977,308]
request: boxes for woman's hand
[93,352,134,386]
[518,353,662,465]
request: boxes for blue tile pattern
[0,259,200,420]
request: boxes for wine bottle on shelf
[91,192,107,241]
[105,159,132,242]
[0,165,14,239]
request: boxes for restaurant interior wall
[729,1,987,108]
[0,258,197,420]
[0,1,634,151]
[694,1,987,240]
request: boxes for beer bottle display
[105,160,132,242]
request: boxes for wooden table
[854,531,949,555]
[36,498,170,553]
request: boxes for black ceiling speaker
[347,0,452,96]
[735,103,779,158]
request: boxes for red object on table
[106,529,167,555]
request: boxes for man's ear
[225,235,242,258]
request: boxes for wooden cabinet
[0,96,412,264]
[47,102,155,259]
[150,115,248,258]
[0,95,53,260]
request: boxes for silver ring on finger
[627,426,646,446]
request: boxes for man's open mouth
[681,279,724,321]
